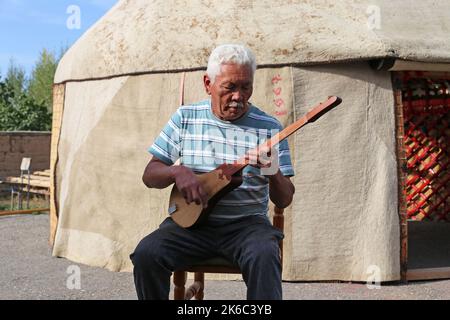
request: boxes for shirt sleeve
[148,109,182,165]
[278,139,295,177]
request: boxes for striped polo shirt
[149,99,294,220]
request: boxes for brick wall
[0,132,51,179]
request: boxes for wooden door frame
[392,71,450,281]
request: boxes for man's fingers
[191,188,207,208]
[259,145,271,156]
[245,153,272,168]
[183,185,208,208]
[245,146,274,166]
[198,186,209,208]
[183,188,193,205]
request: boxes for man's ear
[203,74,212,95]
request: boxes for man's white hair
[206,44,257,83]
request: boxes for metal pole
[26,169,30,209]
[10,187,14,210]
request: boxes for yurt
[50,0,450,282]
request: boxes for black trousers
[130,215,284,300]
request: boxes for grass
[0,193,49,213]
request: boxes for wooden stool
[173,206,285,300]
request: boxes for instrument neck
[219,116,309,178]
[217,96,339,178]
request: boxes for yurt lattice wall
[397,72,450,222]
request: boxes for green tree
[5,59,27,97]
[27,48,58,112]
[0,47,66,131]
[0,77,51,131]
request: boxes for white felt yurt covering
[51,0,450,281]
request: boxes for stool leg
[173,271,186,300]
[18,190,22,210]
[194,272,204,300]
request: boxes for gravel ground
[0,214,449,300]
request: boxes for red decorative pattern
[271,74,287,116]
[401,74,449,221]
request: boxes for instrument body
[168,164,243,228]
[168,96,342,228]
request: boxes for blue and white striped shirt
[149,99,294,220]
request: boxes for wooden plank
[28,174,50,181]
[5,174,50,182]
[407,267,450,281]
[33,170,50,177]
[0,208,50,216]
[4,177,49,188]
[15,187,50,195]
[392,74,409,283]
[50,83,65,246]
[1,181,49,194]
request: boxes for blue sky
[0,0,118,77]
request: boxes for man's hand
[143,156,208,208]
[172,166,209,208]
[244,145,279,176]
[242,145,295,208]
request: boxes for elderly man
[130,44,295,300]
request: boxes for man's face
[204,63,253,121]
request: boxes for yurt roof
[55,0,450,83]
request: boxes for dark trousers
[130,215,284,300]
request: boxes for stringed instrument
[168,96,342,228]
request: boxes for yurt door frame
[393,71,450,281]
